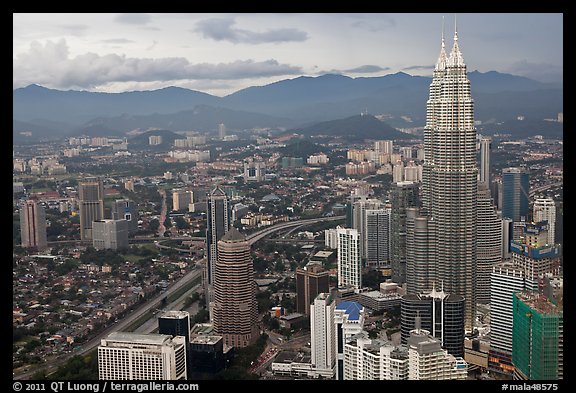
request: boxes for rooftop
[313,251,333,259]
[104,332,174,345]
[335,301,363,321]
[280,313,304,321]
[516,291,563,315]
[407,330,443,354]
[160,310,190,320]
[220,227,246,242]
[191,335,222,345]
[360,290,401,300]
[191,323,215,336]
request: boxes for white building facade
[98,332,187,380]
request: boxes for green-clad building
[512,291,563,380]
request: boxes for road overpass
[16,215,343,379]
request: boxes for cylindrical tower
[212,228,258,348]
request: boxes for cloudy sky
[13,13,563,96]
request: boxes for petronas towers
[408,25,478,331]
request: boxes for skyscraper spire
[448,14,465,67]
[435,16,447,71]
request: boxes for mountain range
[13,71,562,142]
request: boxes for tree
[149,219,160,232]
[274,260,284,272]
[192,309,209,324]
[174,216,190,230]
[163,217,172,229]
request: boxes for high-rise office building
[352,198,385,260]
[512,291,563,380]
[510,224,561,279]
[112,199,138,235]
[218,123,226,139]
[501,167,530,222]
[502,217,513,259]
[206,186,231,299]
[489,226,560,377]
[79,177,104,240]
[334,301,365,380]
[189,335,226,374]
[19,199,47,250]
[172,189,193,212]
[337,227,361,290]
[364,208,391,268]
[479,136,491,186]
[405,207,434,295]
[533,198,556,245]
[345,188,370,228]
[400,286,465,357]
[212,228,258,348]
[158,311,191,343]
[416,26,478,331]
[476,183,503,303]
[158,311,192,378]
[390,181,420,285]
[296,262,330,315]
[98,332,187,380]
[92,219,128,250]
[310,292,336,377]
[407,328,468,380]
[489,262,537,376]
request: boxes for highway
[529,181,563,197]
[15,215,343,380]
[14,267,202,380]
[246,215,345,245]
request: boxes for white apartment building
[337,227,361,290]
[343,332,409,380]
[310,293,336,377]
[407,329,467,380]
[98,332,187,380]
[533,198,556,245]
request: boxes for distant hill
[479,118,563,139]
[13,84,220,125]
[288,114,411,141]
[128,129,182,150]
[279,139,327,157]
[13,71,562,140]
[80,105,294,135]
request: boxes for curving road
[529,181,563,197]
[14,215,343,380]
[247,215,344,245]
